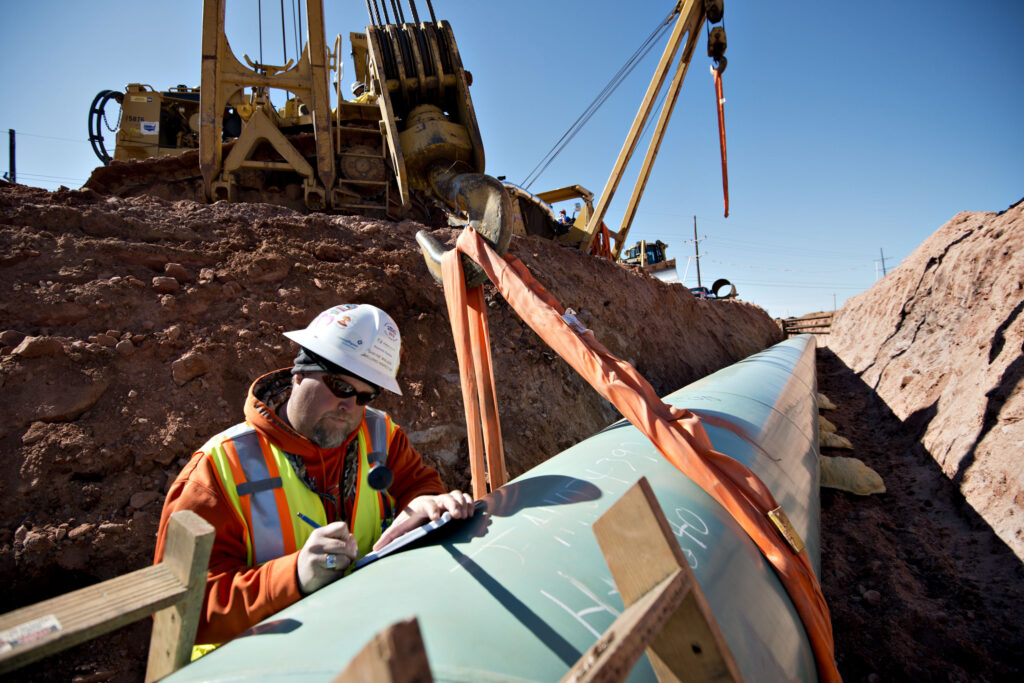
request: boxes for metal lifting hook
[415,168,513,288]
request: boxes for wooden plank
[789,315,833,322]
[586,478,742,682]
[332,617,433,683]
[561,570,688,683]
[0,565,184,673]
[146,510,215,682]
[0,510,213,677]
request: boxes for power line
[4,129,91,145]
[17,171,88,183]
[705,258,870,275]
[732,280,865,290]
[520,8,675,189]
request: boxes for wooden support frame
[0,511,214,681]
[563,478,743,682]
[782,314,833,337]
[332,617,433,683]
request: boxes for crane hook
[416,168,513,289]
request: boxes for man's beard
[310,414,356,449]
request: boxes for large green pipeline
[165,334,821,682]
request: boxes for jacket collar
[243,367,359,458]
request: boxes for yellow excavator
[618,238,738,297]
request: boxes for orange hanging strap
[467,285,508,489]
[713,63,730,218]
[441,249,507,498]
[588,221,613,260]
[450,226,839,682]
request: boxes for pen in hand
[296,513,363,560]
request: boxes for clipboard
[354,508,461,570]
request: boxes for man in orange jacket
[154,304,474,648]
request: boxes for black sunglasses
[320,374,379,405]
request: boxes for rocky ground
[0,181,1020,681]
[818,198,1024,682]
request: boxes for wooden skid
[564,478,743,682]
[0,511,213,679]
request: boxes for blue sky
[3,0,1021,317]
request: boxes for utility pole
[684,215,706,288]
[879,248,888,277]
[694,216,702,288]
[833,293,836,312]
[6,129,14,184]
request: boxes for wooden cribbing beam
[782,315,833,337]
[333,617,433,683]
[563,478,743,682]
[0,510,213,680]
[145,511,216,681]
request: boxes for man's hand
[296,521,360,594]
[372,490,474,551]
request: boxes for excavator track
[83,132,446,222]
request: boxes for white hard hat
[350,81,366,96]
[284,304,402,395]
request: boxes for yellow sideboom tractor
[86,0,732,287]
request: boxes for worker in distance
[154,304,474,655]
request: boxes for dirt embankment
[0,182,781,681]
[5,179,1020,683]
[818,198,1024,681]
[829,199,1024,560]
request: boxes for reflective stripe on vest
[351,408,397,555]
[232,430,286,564]
[206,426,323,567]
[206,410,398,568]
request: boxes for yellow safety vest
[194,408,397,659]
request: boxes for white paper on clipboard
[353,512,454,570]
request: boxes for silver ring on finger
[324,553,339,570]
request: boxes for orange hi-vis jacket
[153,369,445,646]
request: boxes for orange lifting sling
[440,227,839,682]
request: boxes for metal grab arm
[415,169,512,288]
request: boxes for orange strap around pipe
[441,249,507,498]
[447,227,839,682]
[713,65,730,218]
